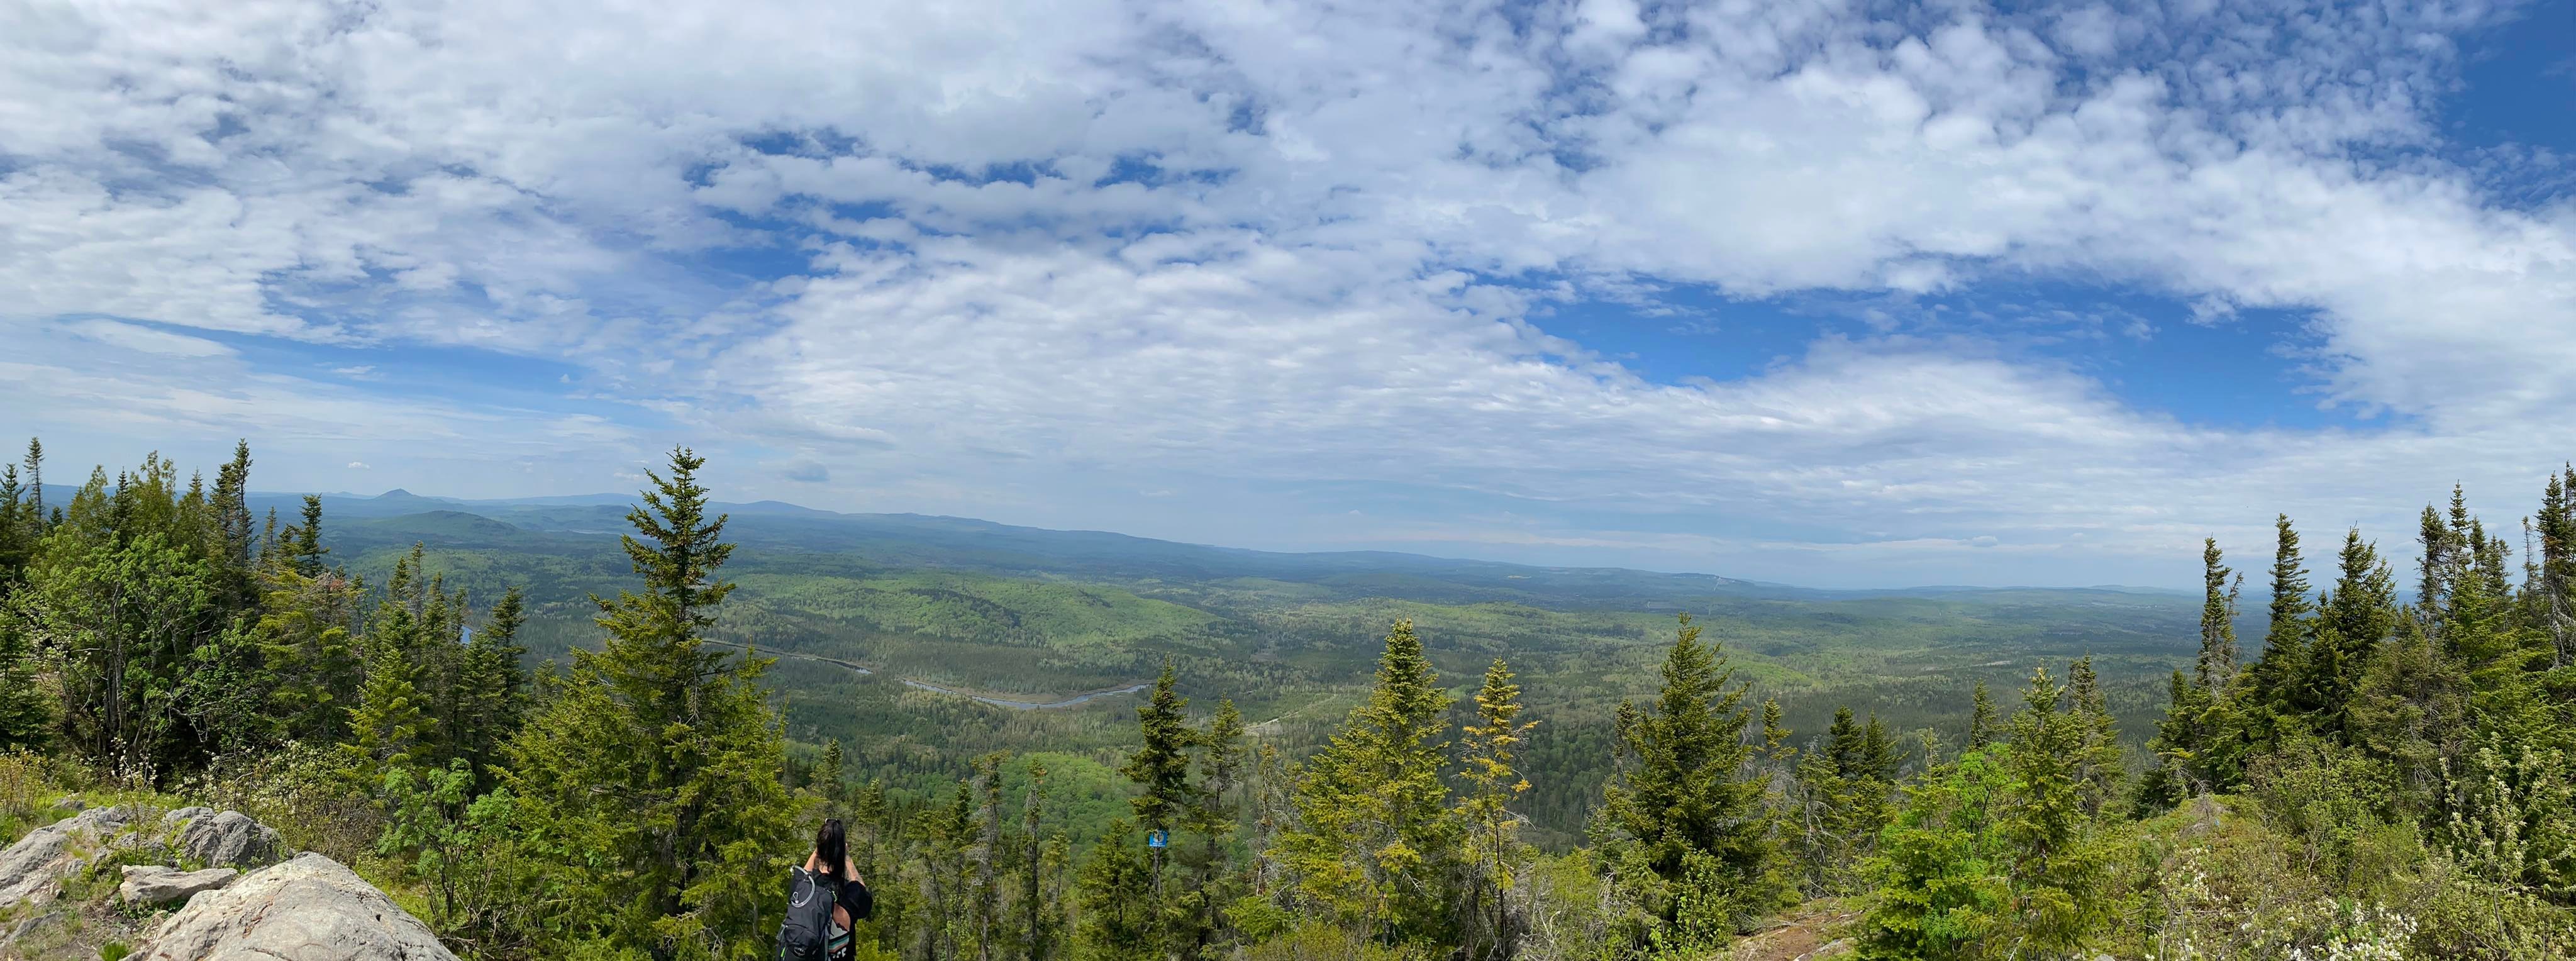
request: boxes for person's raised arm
[803,850,819,874]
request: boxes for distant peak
[378,489,416,498]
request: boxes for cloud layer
[3,0,2571,586]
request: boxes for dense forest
[3,438,2573,958]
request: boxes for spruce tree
[290,494,328,576]
[1997,665,2099,956]
[1120,658,1198,899]
[2245,514,2314,713]
[456,587,530,783]
[343,631,431,787]
[502,447,801,956]
[1279,619,1457,943]
[1599,613,1778,934]
[1457,658,1536,960]
[1071,820,1157,959]
[2065,657,2121,816]
[2196,538,2241,691]
[1185,697,1248,955]
[1967,680,1998,752]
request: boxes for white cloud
[2,0,2569,584]
[348,462,370,469]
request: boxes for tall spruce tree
[1967,680,1998,752]
[1184,697,1248,955]
[1278,619,1457,944]
[1599,613,1779,935]
[2196,538,2242,691]
[1120,657,1198,903]
[1997,665,2101,956]
[502,447,802,956]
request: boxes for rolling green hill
[296,492,2207,843]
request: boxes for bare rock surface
[178,809,280,869]
[119,864,239,906]
[0,806,130,909]
[135,852,456,961]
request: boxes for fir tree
[1279,619,1457,944]
[1072,819,1157,960]
[1457,658,1536,960]
[502,447,801,956]
[1184,697,1248,955]
[343,631,431,787]
[1120,657,1198,901]
[1997,665,2100,956]
[2065,657,2122,817]
[455,586,529,782]
[1967,680,1997,752]
[2245,514,2314,718]
[1599,613,1779,935]
[2196,538,2242,691]
[290,494,328,577]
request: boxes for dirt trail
[1723,901,1858,961]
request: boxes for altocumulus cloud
[1,0,2572,586]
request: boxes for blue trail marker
[1146,829,1168,849]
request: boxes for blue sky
[4,0,2574,588]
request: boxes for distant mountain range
[29,484,2191,602]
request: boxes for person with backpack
[777,818,872,961]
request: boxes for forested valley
[3,438,2573,959]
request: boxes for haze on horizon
[5,0,2573,589]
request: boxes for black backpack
[775,867,836,961]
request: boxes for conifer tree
[1967,680,1997,752]
[1021,759,1059,961]
[2196,538,2242,691]
[1997,665,2100,956]
[455,586,529,782]
[1599,613,1778,935]
[1458,658,1536,960]
[1121,658,1198,901]
[2245,514,2314,713]
[502,447,801,956]
[289,494,328,576]
[1184,697,1248,955]
[1279,619,1457,944]
[2065,657,2121,816]
[343,631,431,786]
[1072,819,1157,960]
[2304,528,2400,733]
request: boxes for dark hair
[814,818,848,878]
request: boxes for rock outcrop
[0,806,131,910]
[177,809,280,869]
[134,852,457,961]
[118,864,238,906]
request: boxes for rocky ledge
[0,800,453,961]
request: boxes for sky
[3,0,2574,589]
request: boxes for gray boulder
[136,853,456,961]
[160,806,213,828]
[0,806,131,909]
[119,864,238,906]
[179,810,280,869]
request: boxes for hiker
[777,818,873,961]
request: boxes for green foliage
[1278,619,1458,946]
[1597,614,1781,941]
[501,447,804,958]
[1457,658,1536,960]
